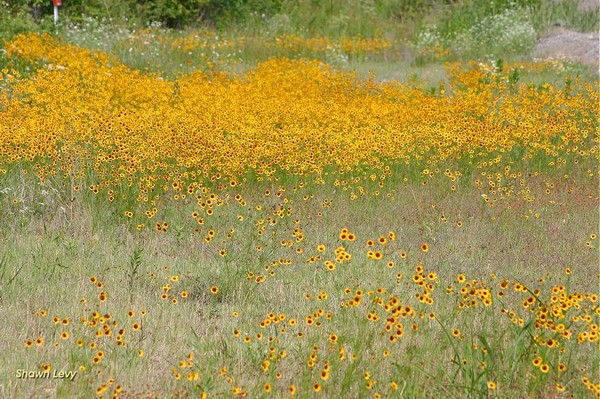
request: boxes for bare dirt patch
[532,27,599,66]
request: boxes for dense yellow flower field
[0,33,598,398]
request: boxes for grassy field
[0,4,599,398]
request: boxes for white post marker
[53,0,62,24]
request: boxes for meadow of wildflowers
[0,32,598,398]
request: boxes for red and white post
[53,0,62,24]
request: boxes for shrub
[135,0,210,28]
[453,8,537,58]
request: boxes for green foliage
[5,0,51,20]
[135,0,210,28]
[127,247,143,294]
[0,14,38,40]
[0,0,54,40]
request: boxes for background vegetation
[3,0,598,50]
[2,0,597,86]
